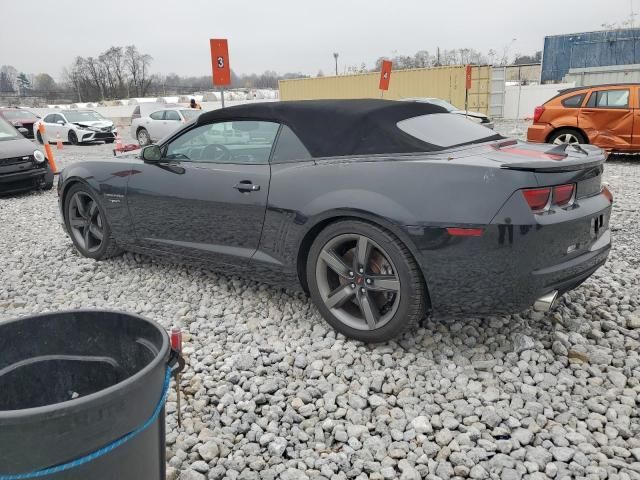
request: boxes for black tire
[68,130,79,145]
[41,182,53,191]
[306,220,427,342]
[63,183,123,260]
[548,128,587,145]
[137,128,151,146]
[36,132,44,144]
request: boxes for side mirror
[142,144,162,162]
[56,120,65,125]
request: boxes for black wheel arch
[295,210,431,306]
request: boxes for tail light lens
[522,183,576,213]
[552,184,575,206]
[522,187,551,212]
[533,105,545,123]
[602,184,613,203]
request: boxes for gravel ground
[1,128,639,480]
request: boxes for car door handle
[234,181,260,192]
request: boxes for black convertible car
[58,100,612,342]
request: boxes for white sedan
[33,110,117,144]
[130,108,201,146]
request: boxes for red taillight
[602,184,613,203]
[552,184,575,206]
[533,105,545,123]
[523,184,576,212]
[522,187,551,212]
[446,227,485,237]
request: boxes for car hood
[452,110,489,120]
[0,137,36,160]
[72,120,113,129]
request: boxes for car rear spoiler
[501,155,606,172]
[496,141,606,173]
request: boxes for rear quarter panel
[258,154,539,289]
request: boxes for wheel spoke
[355,235,370,271]
[368,275,400,292]
[326,284,356,309]
[81,226,90,249]
[89,224,103,241]
[69,216,84,228]
[89,201,98,218]
[75,196,88,219]
[358,292,380,329]
[320,248,351,278]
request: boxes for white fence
[30,99,279,126]
[502,83,574,120]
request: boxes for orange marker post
[38,123,58,174]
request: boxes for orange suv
[527,83,639,152]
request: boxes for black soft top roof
[197,99,449,158]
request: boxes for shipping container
[278,65,491,114]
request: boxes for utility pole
[333,52,339,76]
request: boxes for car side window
[149,111,164,120]
[164,121,280,164]
[43,114,55,123]
[164,110,181,121]
[586,89,629,109]
[561,93,585,108]
[271,125,312,162]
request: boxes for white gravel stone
[1,131,639,480]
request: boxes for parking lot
[1,123,639,480]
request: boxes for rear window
[181,109,200,121]
[586,89,629,108]
[561,93,585,108]
[396,113,499,149]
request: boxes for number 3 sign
[210,39,231,86]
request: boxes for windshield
[64,111,104,122]
[180,109,200,121]
[2,110,38,120]
[0,117,20,141]
[397,113,500,149]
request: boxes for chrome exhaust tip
[533,290,558,312]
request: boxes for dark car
[0,116,54,195]
[0,107,40,139]
[57,100,612,342]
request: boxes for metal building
[541,28,640,83]
[279,65,492,114]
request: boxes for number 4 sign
[210,39,231,86]
[379,60,392,91]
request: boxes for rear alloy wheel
[64,184,122,260]
[307,220,427,342]
[549,129,586,145]
[68,130,79,145]
[137,128,150,146]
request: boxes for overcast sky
[1,0,633,80]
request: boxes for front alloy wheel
[64,184,122,259]
[307,220,427,342]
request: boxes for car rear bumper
[527,124,552,143]
[0,166,53,194]
[404,191,612,317]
